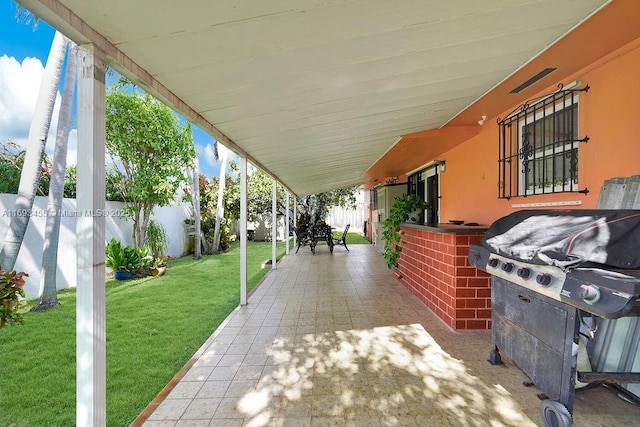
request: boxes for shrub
[105,238,131,272]
[0,269,28,328]
[105,239,153,278]
[145,220,168,258]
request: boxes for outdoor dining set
[295,223,350,254]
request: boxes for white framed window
[518,97,578,195]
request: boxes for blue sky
[0,0,224,178]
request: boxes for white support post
[76,44,106,427]
[285,190,290,255]
[293,197,297,248]
[192,164,201,259]
[240,157,247,305]
[272,179,277,269]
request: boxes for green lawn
[343,231,370,245]
[0,241,285,427]
[321,231,370,245]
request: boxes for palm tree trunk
[212,144,228,253]
[33,42,76,311]
[0,31,68,271]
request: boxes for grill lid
[482,210,640,270]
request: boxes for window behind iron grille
[408,166,438,224]
[407,172,424,199]
[498,87,588,199]
[370,188,378,211]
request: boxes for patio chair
[295,226,312,253]
[332,224,350,252]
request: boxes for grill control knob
[536,273,551,286]
[488,258,499,268]
[517,267,531,279]
[501,262,514,273]
[579,285,601,304]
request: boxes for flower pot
[406,208,423,223]
[114,270,132,281]
[151,266,167,277]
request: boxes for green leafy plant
[0,268,28,328]
[381,194,429,274]
[105,238,153,276]
[145,220,168,258]
[105,238,130,272]
[132,246,154,277]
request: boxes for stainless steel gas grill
[468,209,640,427]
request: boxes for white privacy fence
[324,189,367,234]
[0,194,191,298]
[0,189,367,298]
[249,191,367,240]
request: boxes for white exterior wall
[0,194,190,298]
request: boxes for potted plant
[151,255,168,277]
[381,194,430,275]
[146,220,169,277]
[105,238,136,280]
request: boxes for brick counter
[397,224,491,330]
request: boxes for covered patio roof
[18,0,638,195]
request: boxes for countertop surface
[401,222,489,233]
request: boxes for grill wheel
[540,399,573,427]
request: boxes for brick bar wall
[397,226,492,330]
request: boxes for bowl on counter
[448,220,464,225]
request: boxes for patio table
[295,224,335,254]
[309,224,334,254]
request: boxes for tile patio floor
[134,244,640,427]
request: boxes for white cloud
[0,55,43,141]
[203,142,218,167]
[62,128,77,165]
[0,54,69,164]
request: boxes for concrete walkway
[136,244,640,427]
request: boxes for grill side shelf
[569,268,640,296]
[468,244,489,271]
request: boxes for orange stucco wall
[439,37,640,226]
[375,36,640,331]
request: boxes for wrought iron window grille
[497,83,590,200]
[370,188,378,211]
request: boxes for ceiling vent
[510,67,557,93]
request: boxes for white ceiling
[20,0,608,195]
